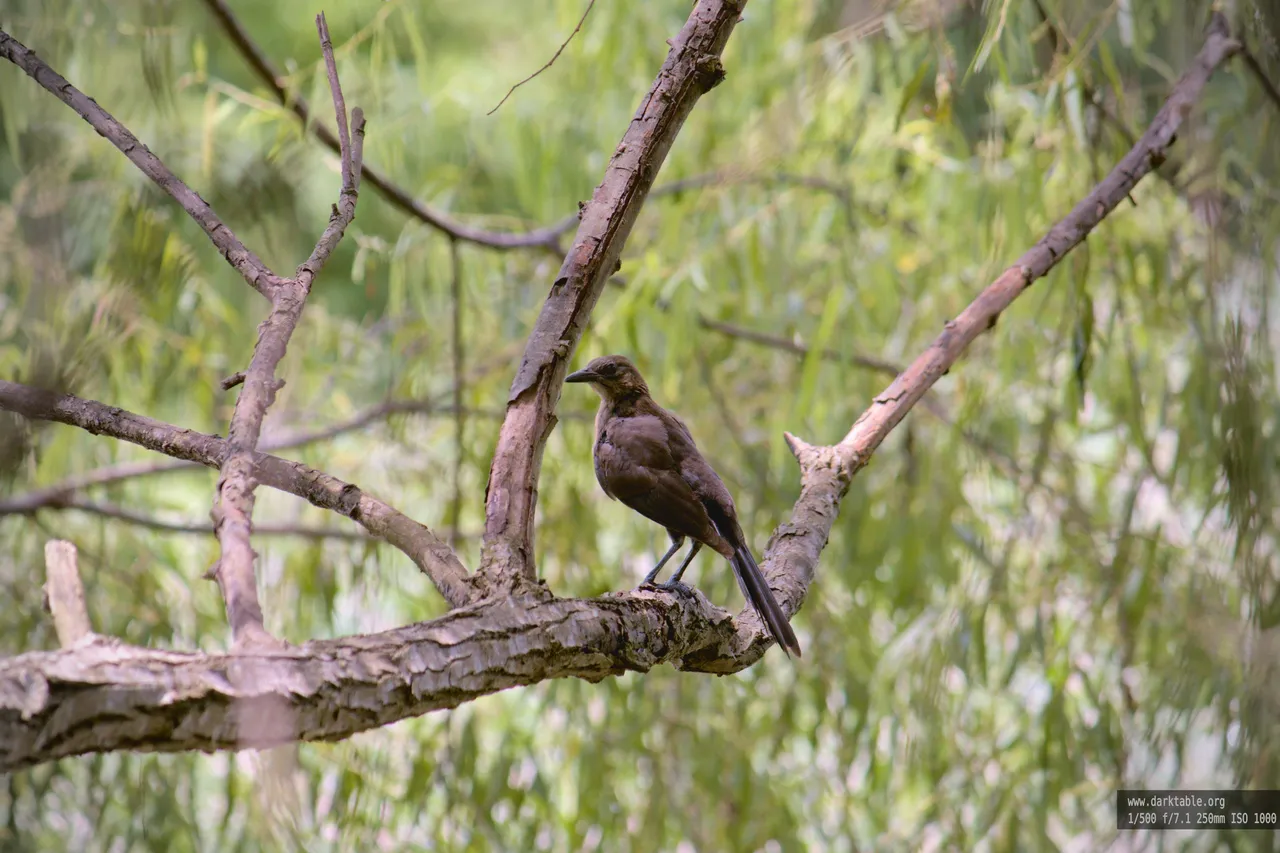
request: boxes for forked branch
[479,0,747,594]
[210,12,368,648]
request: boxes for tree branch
[0,29,285,300]
[0,347,524,518]
[479,0,747,593]
[0,381,475,609]
[0,6,1243,772]
[22,498,377,542]
[200,0,568,254]
[210,13,368,648]
[676,12,1242,668]
[487,0,598,115]
[698,316,901,377]
[0,586,744,774]
[42,541,95,648]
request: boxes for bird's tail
[730,546,801,658]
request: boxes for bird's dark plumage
[566,355,801,657]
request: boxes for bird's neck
[603,389,651,418]
[595,390,652,442]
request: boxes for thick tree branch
[0,381,474,609]
[0,586,743,774]
[479,0,747,593]
[0,8,1243,771]
[0,29,284,299]
[210,13,368,648]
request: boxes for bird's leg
[639,535,685,587]
[661,541,703,589]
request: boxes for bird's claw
[658,579,693,594]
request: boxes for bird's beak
[565,368,597,384]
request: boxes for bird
[565,354,801,657]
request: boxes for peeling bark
[480,0,749,593]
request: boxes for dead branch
[0,347,524,518]
[487,0,598,115]
[698,316,902,377]
[200,0,568,254]
[42,541,95,648]
[480,0,747,594]
[25,498,376,542]
[0,381,474,608]
[0,30,284,299]
[0,8,1244,772]
[210,13,369,648]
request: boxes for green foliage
[2,0,1279,849]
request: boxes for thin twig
[448,239,466,546]
[698,316,902,377]
[0,380,475,608]
[32,498,375,542]
[0,348,525,517]
[0,29,284,299]
[210,12,369,647]
[1241,48,1280,114]
[200,0,567,254]
[43,540,94,647]
[487,0,598,115]
[317,13,353,190]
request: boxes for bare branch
[210,14,370,648]
[698,316,901,377]
[487,0,598,115]
[0,29,285,299]
[0,347,525,518]
[1242,48,1280,114]
[0,16,1247,761]
[0,381,475,609]
[480,0,747,593]
[0,586,742,773]
[200,0,567,254]
[220,371,248,391]
[678,13,1244,668]
[27,498,376,542]
[42,541,94,648]
[449,239,466,546]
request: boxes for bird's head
[565,354,649,400]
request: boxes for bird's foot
[657,579,693,595]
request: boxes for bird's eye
[598,363,617,377]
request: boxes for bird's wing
[657,409,743,546]
[596,413,721,544]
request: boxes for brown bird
[566,354,801,657]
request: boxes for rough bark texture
[0,11,1243,771]
[0,588,739,774]
[211,18,366,648]
[0,382,474,608]
[480,0,746,593]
